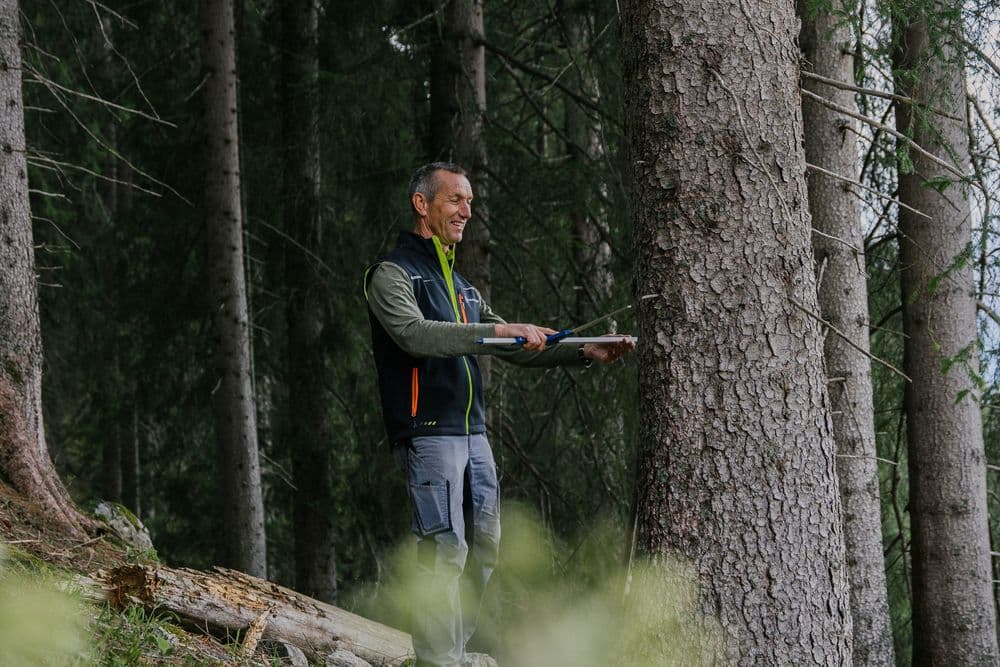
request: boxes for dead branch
[801,71,961,121]
[789,297,912,382]
[800,88,973,185]
[806,162,933,220]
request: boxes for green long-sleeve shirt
[366,261,583,367]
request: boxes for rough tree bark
[281,0,337,604]
[622,0,852,662]
[798,2,895,664]
[557,0,613,322]
[892,6,999,663]
[0,0,90,537]
[430,0,490,304]
[200,0,267,578]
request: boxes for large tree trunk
[281,0,337,604]
[622,0,852,662]
[557,0,613,322]
[798,2,895,664]
[0,0,89,537]
[430,0,490,303]
[91,564,411,666]
[892,7,999,664]
[200,0,267,578]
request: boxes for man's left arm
[477,292,632,368]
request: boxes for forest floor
[0,481,289,666]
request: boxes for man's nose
[460,201,472,219]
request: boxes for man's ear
[412,192,428,217]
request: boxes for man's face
[414,171,473,247]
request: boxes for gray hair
[408,162,467,213]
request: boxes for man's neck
[414,221,452,253]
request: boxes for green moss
[1,358,21,387]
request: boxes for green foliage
[927,242,974,296]
[0,546,87,666]
[87,604,179,667]
[922,174,954,194]
[349,504,714,666]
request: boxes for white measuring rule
[475,336,638,345]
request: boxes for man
[364,162,632,666]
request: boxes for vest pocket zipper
[410,367,419,424]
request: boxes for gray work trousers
[395,433,501,667]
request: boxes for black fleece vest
[366,232,485,443]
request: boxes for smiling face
[412,170,473,249]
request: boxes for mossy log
[89,563,412,665]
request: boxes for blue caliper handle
[544,329,574,345]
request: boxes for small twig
[836,454,898,466]
[51,534,105,558]
[32,215,80,250]
[28,188,67,199]
[960,36,1000,80]
[479,38,616,125]
[812,227,861,254]
[28,155,162,198]
[24,66,175,127]
[806,162,933,220]
[978,300,1000,328]
[968,94,1000,163]
[789,297,912,382]
[868,321,908,339]
[85,0,139,30]
[38,78,191,205]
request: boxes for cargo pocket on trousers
[409,481,451,536]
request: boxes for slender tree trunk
[200,0,267,578]
[622,0,852,661]
[557,0,612,322]
[430,0,490,303]
[892,7,999,663]
[281,0,337,604]
[122,403,140,516]
[0,0,90,536]
[92,14,125,508]
[798,3,895,664]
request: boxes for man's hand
[583,335,635,365]
[495,323,557,351]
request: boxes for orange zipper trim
[458,292,468,324]
[411,367,419,418]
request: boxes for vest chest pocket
[459,288,480,323]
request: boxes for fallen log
[86,563,413,666]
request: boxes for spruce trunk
[557,0,613,322]
[799,2,895,663]
[281,0,337,603]
[892,8,999,663]
[200,0,267,578]
[0,0,87,536]
[430,0,491,322]
[622,0,852,661]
